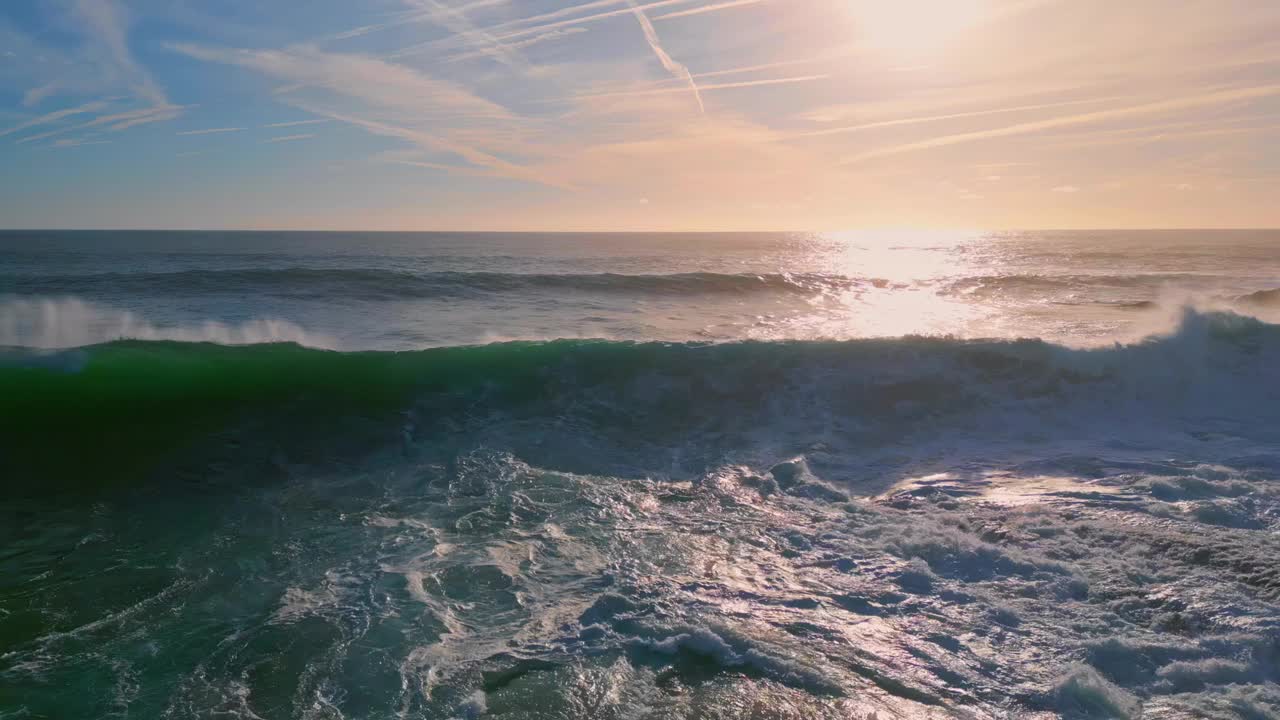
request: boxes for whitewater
[2,229,1279,719]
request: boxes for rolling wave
[0,268,863,300]
[4,309,1278,493]
[947,273,1222,296]
[1239,288,1280,307]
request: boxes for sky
[0,0,1278,231]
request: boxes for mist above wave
[0,296,334,349]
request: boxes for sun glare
[848,0,988,55]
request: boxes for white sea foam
[0,296,334,349]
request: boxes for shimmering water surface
[2,230,1279,719]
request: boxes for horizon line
[2,226,1278,234]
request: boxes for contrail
[626,1,704,113]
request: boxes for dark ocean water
[2,230,1280,719]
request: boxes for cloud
[444,27,588,63]
[169,44,513,121]
[84,104,187,131]
[402,0,528,70]
[51,137,111,148]
[626,1,703,113]
[690,57,831,81]
[169,42,565,187]
[14,103,187,143]
[23,82,63,108]
[263,119,329,128]
[264,133,316,143]
[1,0,179,139]
[798,97,1116,137]
[1052,185,1079,193]
[652,0,770,21]
[176,127,245,136]
[0,100,110,138]
[843,84,1280,163]
[495,0,758,41]
[69,0,168,107]
[322,0,513,44]
[576,74,828,101]
[294,102,570,189]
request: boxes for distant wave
[5,308,1278,492]
[947,273,1219,296]
[954,274,1280,312]
[0,269,866,300]
[1048,299,1159,310]
[1238,288,1280,307]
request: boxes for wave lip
[0,269,865,300]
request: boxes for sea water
[2,230,1279,718]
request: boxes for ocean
[2,229,1279,718]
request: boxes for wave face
[5,309,1278,490]
[0,268,863,300]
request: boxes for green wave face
[4,310,1278,494]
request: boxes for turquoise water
[3,231,1280,718]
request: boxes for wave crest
[0,296,332,349]
[3,307,1278,491]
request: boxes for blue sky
[2,0,1278,230]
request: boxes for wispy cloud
[843,85,1280,163]
[296,104,570,188]
[798,98,1116,137]
[23,82,63,108]
[652,0,769,21]
[15,104,187,144]
[691,57,830,81]
[51,137,111,148]
[569,55,834,100]
[578,74,828,101]
[626,1,703,113]
[403,0,529,70]
[263,119,329,128]
[168,42,557,185]
[0,100,110,139]
[444,27,588,63]
[323,0,513,44]
[7,1,183,137]
[495,0,760,41]
[169,44,513,121]
[265,133,316,143]
[176,127,245,136]
[84,104,187,131]
[69,0,168,108]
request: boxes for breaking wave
[0,296,331,349]
[4,307,1278,491]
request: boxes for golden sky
[2,0,1278,229]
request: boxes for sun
[847,0,988,56]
